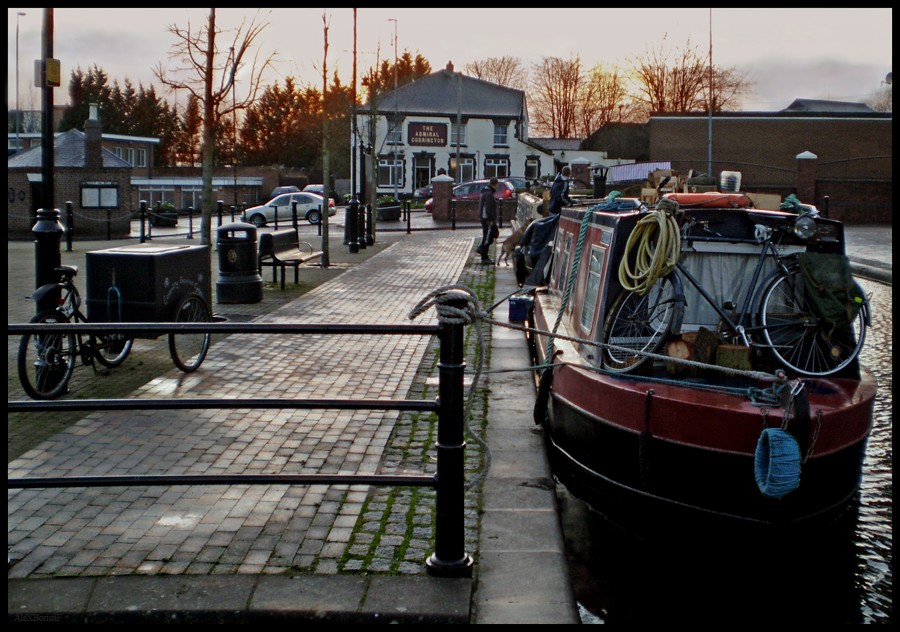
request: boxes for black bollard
[356,196,366,250]
[426,295,474,578]
[217,200,224,227]
[366,204,375,246]
[348,196,359,253]
[187,206,194,239]
[139,200,147,243]
[65,201,74,252]
[32,208,64,314]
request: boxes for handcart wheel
[168,293,211,372]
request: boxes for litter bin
[216,222,263,304]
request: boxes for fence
[8,316,475,578]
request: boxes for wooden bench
[258,229,323,290]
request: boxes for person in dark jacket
[548,165,573,214]
[477,177,499,264]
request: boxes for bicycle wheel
[17,310,76,400]
[168,293,211,372]
[601,275,678,373]
[93,333,134,368]
[758,266,867,377]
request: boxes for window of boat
[559,234,574,312]
[580,246,604,333]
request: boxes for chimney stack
[85,103,102,170]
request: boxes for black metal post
[64,200,73,251]
[357,197,367,250]
[230,205,237,222]
[106,209,112,241]
[32,207,64,313]
[187,206,194,239]
[292,201,298,231]
[426,296,474,578]
[217,200,224,227]
[139,200,147,243]
[366,204,375,245]
[451,200,457,231]
[406,199,411,235]
[347,196,359,253]
[823,195,829,219]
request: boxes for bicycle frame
[673,230,793,348]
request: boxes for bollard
[217,200,224,227]
[32,208,65,314]
[366,204,375,245]
[347,196,359,253]
[357,197,366,250]
[292,201,299,231]
[451,200,457,231]
[426,295,474,578]
[139,200,148,243]
[406,200,412,235]
[187,206,194,239]
[65,201,74,252]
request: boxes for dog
[497,221,531,266]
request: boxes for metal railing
[8,316,474,578]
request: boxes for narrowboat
[522,191,876,530]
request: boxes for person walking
[548,165,573,215]
[477,177,499,264]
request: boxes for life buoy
[754,428,801,498]
[533,368,553,426]
[665,192,753,208]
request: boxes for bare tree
[464,56,528,91]
[577,64,630,138]
[320,12,331,267]
[629,36,750,119]
[153,9,276,245]
[530,56,583,138]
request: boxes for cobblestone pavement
[8,221,492,580]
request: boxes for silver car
[242,192,336,226]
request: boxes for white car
[242,192,336,227]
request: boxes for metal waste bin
[216,222,263,304]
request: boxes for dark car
[503,177,531,192]
[425,178,515,212]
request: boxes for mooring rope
[408,280,792,486]
[408,285,492,489]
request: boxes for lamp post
[16,11,26,152]
[389,18,398,202]
[230,47,238,212]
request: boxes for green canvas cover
[796,252,865,328]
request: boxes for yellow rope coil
[618,200,681,296]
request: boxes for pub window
[525,158,539,180]
[450,122,467,146]
[493,123,508,146]
[81,184,119,209]
[377,157,403,187]
[135,148,147,168]
[386,119,402,144]
[484,158,509,179]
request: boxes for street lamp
[388,18,398,202]
[16,11,26,153]
[230,47,238,211]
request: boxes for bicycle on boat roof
[17,264,212,400]
[600,207,869,378]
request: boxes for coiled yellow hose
[618,198,681,296]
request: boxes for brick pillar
[431,174,454,221]
[795,150,817,203]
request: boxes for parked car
[270,185,300,198]
[503,177,532,192]
[242,192,336,226]
[424,178,515,212]
[302,184,324,195]
[412,184,433,199]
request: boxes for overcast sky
[7,8,892,115]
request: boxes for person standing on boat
[477,177,499,264]
[548,165,573,214]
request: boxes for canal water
[558,278,892,625]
